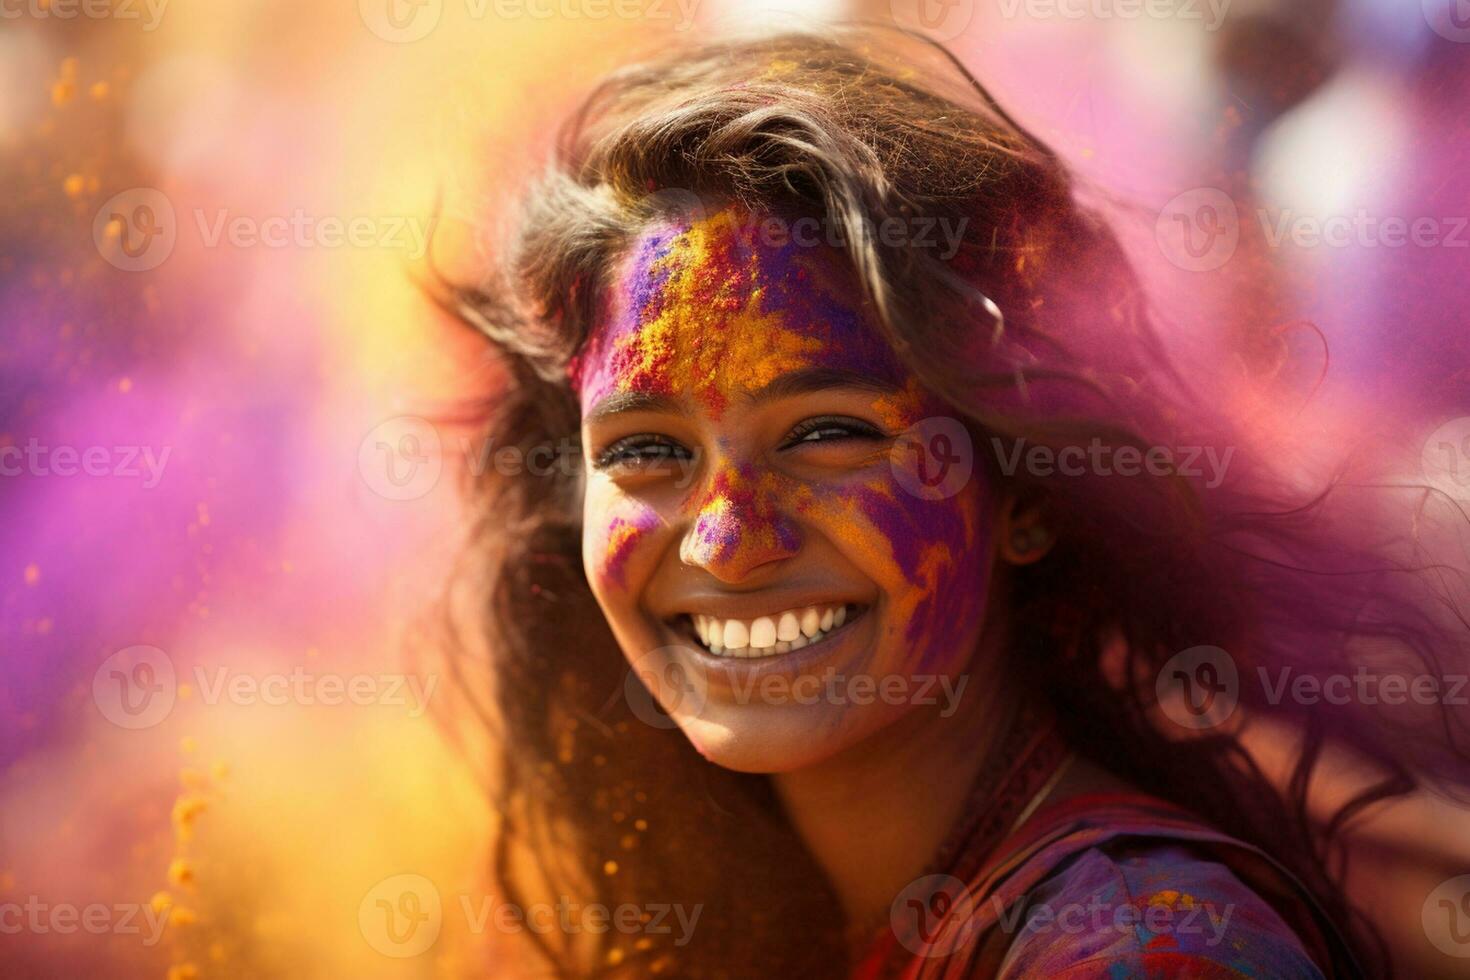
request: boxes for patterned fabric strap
[857,791,1364,980]
[850,709,1072,980]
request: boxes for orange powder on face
[573,207,906,420]
[679,462,804,574]
[579,207,991,664]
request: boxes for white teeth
[685,604,857,658]
[723,619,749,650]
[800,607,821,638]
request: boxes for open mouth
[669,602,869,659]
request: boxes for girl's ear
[997,491,1055,566]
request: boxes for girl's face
[576,207,998,773]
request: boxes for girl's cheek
[799,464,987,669]
[583,486,664,598]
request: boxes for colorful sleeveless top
[850,724,1362,979]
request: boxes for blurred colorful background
[2,0,1468,976]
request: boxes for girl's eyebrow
[584,367,903,425]
[744,366,904,403]
[584,390,682,425]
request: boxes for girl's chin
[667,696,914,775]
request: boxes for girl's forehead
[573,206,911,420]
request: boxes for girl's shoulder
[859,790,1362,980]
[966,791,1358,980]
[992,830,1325,978]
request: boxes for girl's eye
[781,416,886,449]
[594,435,693,471]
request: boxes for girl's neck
[769,648,1026,944]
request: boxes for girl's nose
[678,464,800,583]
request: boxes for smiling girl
[431,27,1468,979]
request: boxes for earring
[1010,526,1050,555]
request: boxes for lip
[656,601,878,692]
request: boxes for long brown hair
[426,26,1469,978]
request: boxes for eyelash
[592,416,885,471]
[594,435,691,470]
[781,415,886,447]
